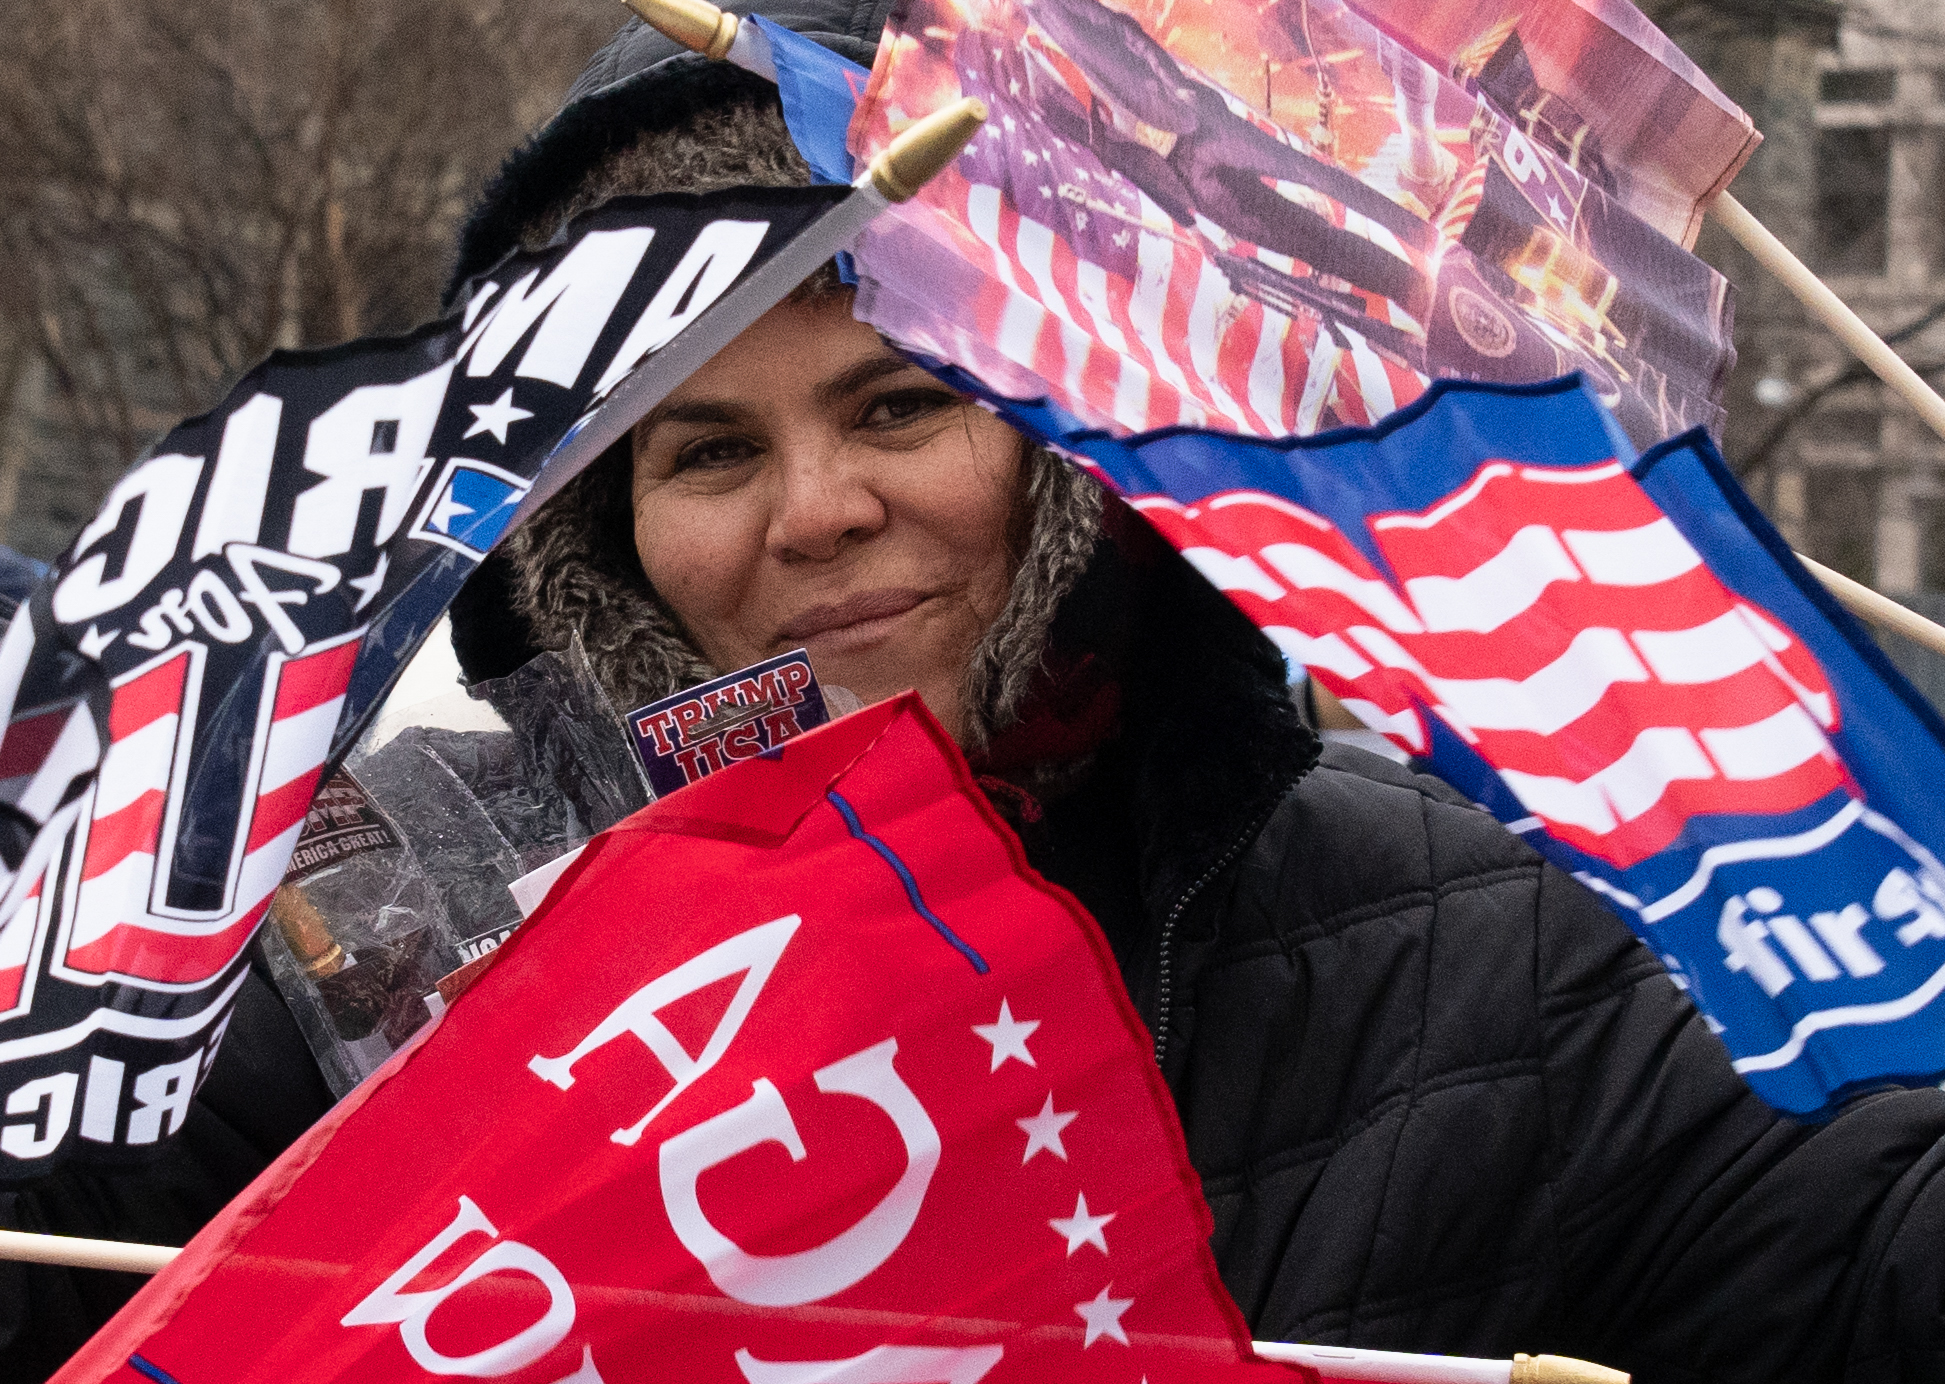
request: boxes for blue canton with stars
[412,461,528,558]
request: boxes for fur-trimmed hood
[446,6,1107,744]
[443,1,1320,934]
[445,2,896,307]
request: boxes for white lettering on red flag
[56,697,1316,1384]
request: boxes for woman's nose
[766,440,890,563]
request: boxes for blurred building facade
[1658,0,1945,699]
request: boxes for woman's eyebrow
[813,354,928,406]
[636,399,751,434]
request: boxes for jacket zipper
[1152,799,1281,1068]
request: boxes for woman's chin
[798,634,948,707]
[809,668,907,711]
[810,673,962,739]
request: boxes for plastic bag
[259,771,453,1095]
[261,638,649,1096]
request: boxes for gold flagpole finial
[620,0,740,61]
[867,98,989,203]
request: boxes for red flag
[56,694,1312,1384]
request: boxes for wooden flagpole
[0,1228,179,1274]
[1255,1340,1628,1382]
[2,1219,1630,1382]
[1711,192,1945,661]
[1712,193,1945,445]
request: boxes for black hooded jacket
[10,9,1945,1382]
[14,500,1945,1381]
[961,508,1945,1382]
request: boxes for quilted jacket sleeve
[1197,745,1945,1383]
[1534,858,1945,1383]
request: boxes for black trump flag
[0,185,848,1174]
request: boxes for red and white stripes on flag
[1134,460,1848,869]
[866,168,1429,439]
[0,872,49,1020]
[54,633,361,990]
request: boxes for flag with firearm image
[843,0,1750,446]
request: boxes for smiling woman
[419,13,1945,1378]
[17,5,1945,1381]
[628,295,1026,744]
[479,70,1104,756]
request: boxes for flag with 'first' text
[963,373,1945,1118]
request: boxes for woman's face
[630,292,1025,743]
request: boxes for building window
[1815,127,1892,274]
[1804,407,1883,448]
[1806,468,1880,585]
[1921,497,1945,593]
[1820,69,1897,104]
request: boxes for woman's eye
[674,435,761,472]
[859,390,957,430]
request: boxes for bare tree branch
[1733,298,1945,477]
[0,0,615,553]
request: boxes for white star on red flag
[109,699,1313,1382]
[1049,1193,1115,1256]
[1074,1284,1134,1348]
[1016,1093,1077,1163]
[973,997,1039,1071]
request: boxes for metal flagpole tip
[868,98,989,203]
[620,0,739,61]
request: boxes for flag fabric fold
[0,187,850,1175]
[753,15,874,186]
[54,695,1315,1384]
[1349,0,1759,247]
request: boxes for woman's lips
[777,589,932,645]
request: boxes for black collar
[1099,504,1320,917]
[979,500,1320,926]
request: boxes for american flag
[56,633,361,988]
[1133,459,1847,869]
[950,372,1945,1112]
